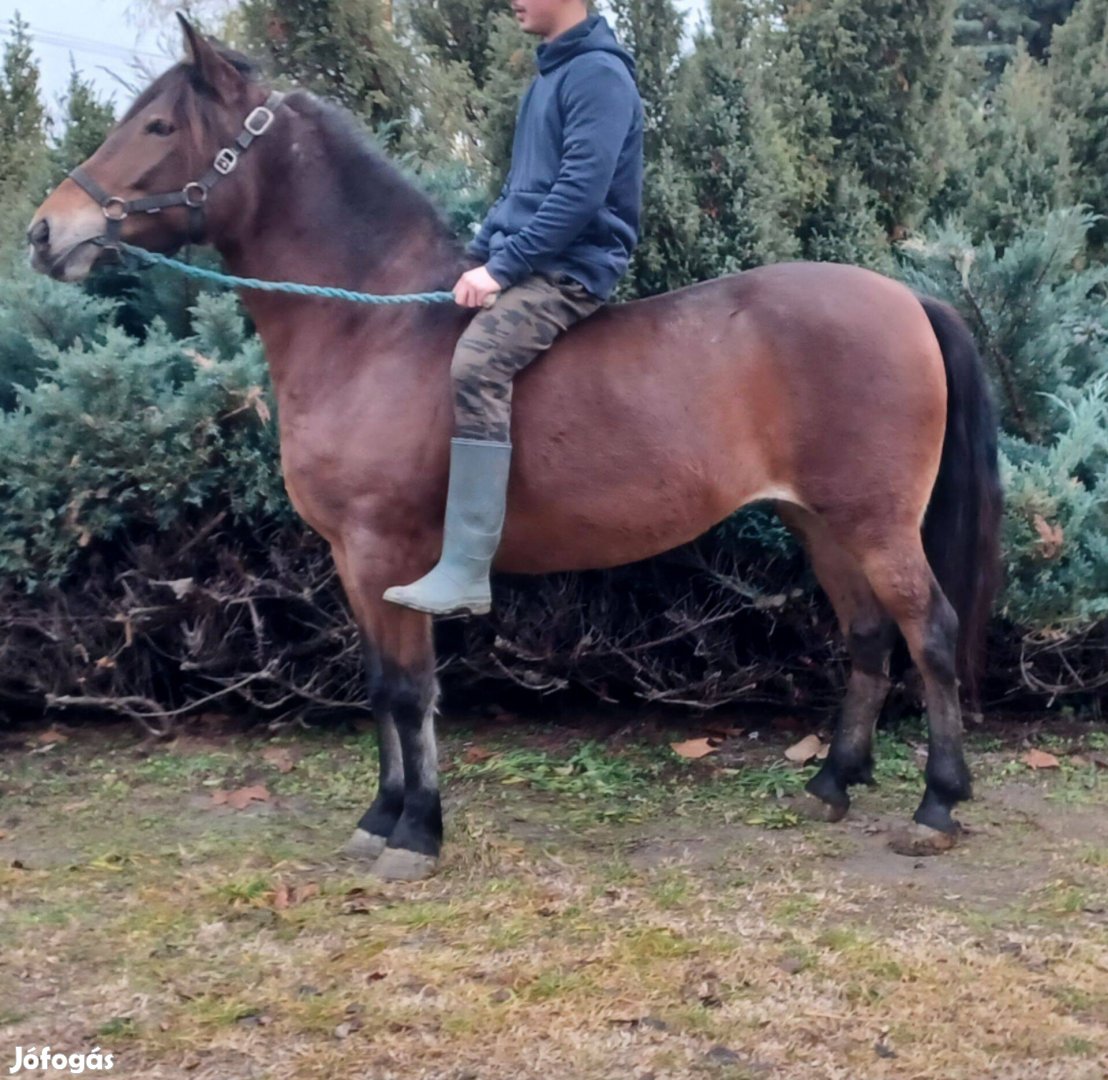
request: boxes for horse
[27,18,1002,881]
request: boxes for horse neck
[208,101,464,396]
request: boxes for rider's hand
[453,265,502,308]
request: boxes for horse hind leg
[779,504,897,821]
[854,532,971,855]
[805,612,898,818]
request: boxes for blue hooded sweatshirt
[468,14,644,301]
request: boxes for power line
[1,18,170,65]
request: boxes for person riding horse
[382,0,644,617]
[28,13,1000,878]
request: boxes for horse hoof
[372,847,439,882]
[888,822,959,857]
[786,793,848,824]
[342,828,387,861]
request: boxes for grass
[1,718,1107,1079]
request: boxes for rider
[383,0,644,616]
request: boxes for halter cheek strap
[68,89,286,256]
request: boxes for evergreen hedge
[0,0,1105,723]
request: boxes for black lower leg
[355,642,404,841]
[384,669,442,858]
[913,588,972,833]
[807,618,895,811]
[356,715,405,839]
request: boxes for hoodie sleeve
[485,57,636,290]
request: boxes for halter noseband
[68,89,286,257]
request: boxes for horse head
[28,15,273,283]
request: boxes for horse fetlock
[804,764,851,813]
[386,795,443,855]
[356,789,404,841]
[924,754,973,806]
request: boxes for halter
[68,89,286,257]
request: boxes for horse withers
[27,18,1002,881]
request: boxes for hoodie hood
[536,13,636,77]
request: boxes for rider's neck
[542,7,589,42]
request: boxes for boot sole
[383,591,491,617]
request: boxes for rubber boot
[383,438,512,616]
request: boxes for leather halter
[67,89,286,256]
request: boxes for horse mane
[281,89,460,254]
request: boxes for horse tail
[918,295,1003,707]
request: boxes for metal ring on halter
[102,196,128,221]
[182,182,208,207]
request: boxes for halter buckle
[244,106,275,136]
[213,148,239,176]
[182,182,208,207]
[102,196,128,221]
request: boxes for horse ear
[177,12,244,103]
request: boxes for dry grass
[1,718,1106,1079]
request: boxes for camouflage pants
[452,271,603,442]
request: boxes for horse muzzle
[26,199,108,282]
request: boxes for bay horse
[27,20,1001,881]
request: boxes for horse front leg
[335,543,443,881]
[342,640,407,861]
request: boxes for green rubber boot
[383,438,512,616]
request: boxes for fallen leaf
[1021,748,1060,770]
[785,734,825,764]
[271,880,319,910]
[262,746,297,773]
[671,737,718,760]
[462,745,496,765]
[342,889,375,915]
[212,784,270,810]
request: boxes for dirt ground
[1,710,1106,1080]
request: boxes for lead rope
[118,242,456,306]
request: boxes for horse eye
[145,118,175,136]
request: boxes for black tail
[918,296,1003,707]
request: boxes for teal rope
[118,242,456,306]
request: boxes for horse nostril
[28,218,50,247]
